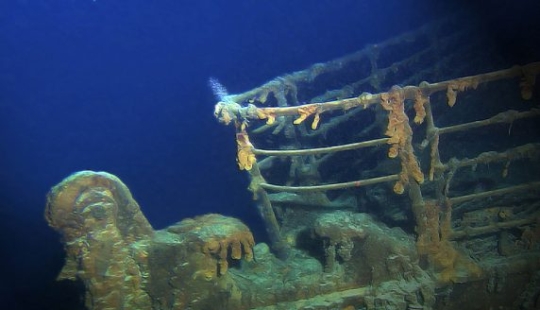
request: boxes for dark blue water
[1,0,539,309]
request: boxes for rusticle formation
[47,16,540,309]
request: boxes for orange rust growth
[413,88,428,124]
[45,172,154,309]
[394,162,408,195]
[446,77,480,107]
[197,215,255,275]
[380,86,424,193]
[415,201,482,284]
[214,102,241,126]
[236,131,257,171]
[172,214,255,276]
[221,109,233,125]
[429,134,440,181]
[380,90,405,158]
[293,105,318,126]
[256,108,277,125]
[311,112,321,130]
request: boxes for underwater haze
[1,0,539,309]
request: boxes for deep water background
[1,0,539,309]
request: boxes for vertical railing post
[235,125,290,259]
[247,163,290,259]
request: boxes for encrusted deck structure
[47,17,540,309]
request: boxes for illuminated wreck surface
[46,17,540,309]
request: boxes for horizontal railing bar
[456,144,540,168]
[252,138,389,156]
[260,175,399,193]
[449,181,540,205]
[228,18,454,105]
[438,109,540,135]
[450,217,537,240]
[224,62,540,121]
